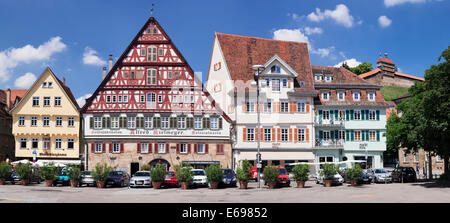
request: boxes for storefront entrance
[130,162,139,176]
[354,156,373,169]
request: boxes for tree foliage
[341,61,373,75]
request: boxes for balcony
[314,118,345,127]
[314,139,344,149]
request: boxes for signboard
[256,163,262,168]
[89,129,226,137]
[359,143,368,150]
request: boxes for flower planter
[45,180,53,187]
[350,180,358,186]
[152,181,162,189]
[70,180,79,187]
[180,182,190,190]
[324,180,333,187]
[96,181,105,188]
[209,181,219,189]
[239,181,248,189]
[0,179,5,185]
[21,179,29,186]
[296,181,306,188]
[267,181,277,189]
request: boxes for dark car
[221,169,237,187]
[105,171,130,187]
[392,167,417,183]
[339,169,373,184]
[11,167,41,184]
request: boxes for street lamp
[252,64,265,188]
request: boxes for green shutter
[351,130,354,141]
[102,117,106,128]
[346,130,349,141]
[365,110,369,120]
[207,118,211,129]
[376,110,380,120]
[362,130,366,141]
[202,117,206,129]
[376,130,380,141]
[334,110,339,120]
[319,131,323,139]
[90,117,93,129]
[330,130,335,139]
[350,110,354,120]
[319,110,323,122]
[330,110,334,120]
[106,117,111,128]
[346,110,349,121]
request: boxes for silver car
[129,171,152,188]
[80,171,96,187]
[370,168,392,183]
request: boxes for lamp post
[252,65,265,188]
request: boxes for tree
[341,61,373,75]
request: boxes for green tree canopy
[341,61,373,75]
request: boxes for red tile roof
[0,89,28,110]
[358,68,381,79]
[215,33,315,92]
[394,72,424,81]
[377,57,395,65]
[312,65,370,85]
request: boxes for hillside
[380,85,409,101]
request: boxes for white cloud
[76,93,92,107]
[273,28,334,58]
[14,72,37,88]
[306,4,355,28]
[0,36,67,82]
[287,13,301,20]
[384,0,429,7]
[334,58,362,68]
[304,27,323,35]
[82,47,106,66]
[378,15,392,27]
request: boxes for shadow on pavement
[410,181,450,188]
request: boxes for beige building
[11,67,81,164]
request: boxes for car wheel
[120,181,124,187]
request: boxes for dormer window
[315,74,322,82]
[321,92,330,101]
[338,91,345,101]
[368,92,376,101]
[325,75,332,82]
[353,91,361,101]
[271,65,281,73]
[42,82,47,88]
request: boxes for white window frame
[148,46,157,62]
[353,91,361,101]
[194,117,202,129]
[147,69,157,85]
[263,100,272,113]
[338,91,345,101]
[322,110,330,120]
[178,116,186,129]
[280,101,289,113]
[180,143,187,154]
[32,97,39,106]
[32,138,39,149]
[43,97,50,106]
[321,92,330,101]
[369,130,376,141]
[144,116,152,129]
[43,138,50,150]
[369,110,376,121]
[197,143,205,154]
[20,138,27,148]
[67,138,74,149]
[354,110,361,120]
[18,116,25,126]
[297,101,305,113]
[54,97,61,106]
[281,128,289,142]
[161,117,169,129]
[111,117,119,129]
[264,128,271,142]
[368,92,375,101]
[315,75,322,82]
[210,117,218,129]
[354,130,362,141]
[140,143,149,153]
[112,142,120,153]
[56,116,63,127]
[95,143,103,153]
[68,117,74,127]
[247,128,255,142]
[246,100,255,113]
[55,138,62,149]
[128,116,136,129]
[31,116,38,126]
[298,128,305,142]
[94,117,102,129]
[43,116,50,127]
[158,143,166,154]
[272,79,280,92]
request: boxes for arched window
[147,69,157,85]
[148,46,157,62]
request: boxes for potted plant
[345,163,363,186]
[150,164,166,189]
[15,163,32,186]
[292,164,310,188]
[40,162,58,187]
[235,160,253,189]
[263,166,280,189]
[205,164,223,189]
[141,164,151,171]
[0,162,11,185]
[320,163,338,187]
[92,163,112,188]
[67,164,81,187]
[177,166,194,190]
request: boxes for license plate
[136,181,143,185]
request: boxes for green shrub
[15,163,32,180]
[92,163,112,182]
[177,167,194,183]
[40,162,58,180]
[205,164,223,183]
[0,162,11,179]
[141,164,151,171]
[66,164,81,181]
[150,164,166,182]
[236,159,253,182]
[320,163,338,180]
[345,163,363,181]
[292,164,310,181]
[263,166,280,183]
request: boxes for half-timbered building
[81,17,232,174]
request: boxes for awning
[34,159,81,167]
[182,161,220,165]
[237,151,314,161]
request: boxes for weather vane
[151,3,155,16]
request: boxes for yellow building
[11,67,81,165]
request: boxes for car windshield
[109,171,123,176]
[375,169,387,173]
[134,172,150,176]
[279,169,287,175]
[222,169,233,175]
[193,170,204,176]
[82,171,92,176]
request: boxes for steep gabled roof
[312,65,372,85]
[0,89,27,110]
[215,33,315,93]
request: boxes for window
[140,95,145,103]
[369,110,376,120]
[319,156,334,163]
[297,101,305,113]
[130,71,135,80]
[18,116,25,126]
[354,130,361,141]
[161,117,169,129]
[197,143,205,154]
[148,46,157,62]
[141,48,146,56]
[42,82,47,88]
[112,142,120,153]
[158,95,163,103]
[168,71,172,79]
[31,116,38,126]
[246,101,255,113]
[178,116,186,129]
[353,91,360,101]
[263,100,272,113]
[68,117,75,127]
[144,116,152,129]
[147,69,157,85]
[368,92,375,101]
[158,143,166,153]
[210,117,218,129]
[194,117,202,129]
[43,117,50,126]
[107,95,111,103]
[43,138,50,150]
[128,116,136,129]
[281,128,288,142]
[272,79,280,91]
[68,138,74,149]
[338,91,345,101]
[140,143,149,153]
[124,95,128,103]
[111,117,119,129]
[158,48,164,57]
[300,81,305,87]
[315,75,322,81]
[282,79,287,87]
[95,143,103,153]
[32,138,38,149]
[247,128,255,142]
[48,82,53,88]
[112,95,117,103]
[271,65,281,73]
[54,97,61,106]
[118,95,122,103]
[94,117,102,129]
[436,155,442,162]
[298,129,305,142]
[404,152,409,163]
[20,138,27,148]
[43,97,50,106]
[354,110,361,120]
[339,130,346,140]
[338,110,346,120]
[322,110,330,120]
[265,78,270,87]
[264,128,271,142]
[32,97,39,106]
[55,138,62,149]
[321,92,329,101]
[325,75,332,82]
[369,130,376,141]
[280,101,289,113]
[180,143,187,154]
[56,116,63,127]
[414,153,419,163]
[323,131,330,140]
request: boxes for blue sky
[0,0,449,105]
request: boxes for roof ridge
[216,32,308,45]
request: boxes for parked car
[263,166,291,187]
[316,171,344,185]
[105,171,130,187]
[163,171,178,187]
[53,168,70,186]
[369,168,392,183]
[191,169,208,187]
[249,167,258,181]
[11,166,41,184]
[360,170,374,184]
[391,167,417,183]
[80,171,96,187]
[221,169,237,187]
[129,171,151,188]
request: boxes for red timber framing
[81,16,231,122]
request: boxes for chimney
[108,54,113,72]
[63,78,66,85]
[102,67,107,79]
[6,88,11,110]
